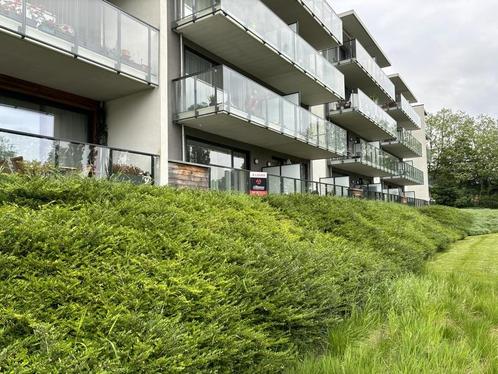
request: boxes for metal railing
[173,65,348,156]
[169,160,429,206]
[393,161,424,185]
[0,128,159,184]
[174,0,345,99]
[322,39,395,101]
[301,0,343,44]
[331,89,397,139]
[399,94,422,128]
[331,142,399,175]
[0,0,159,84]
[396,128,423,156]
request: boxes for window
[0,96,88,142]
[186,138,248,170]
[185,50,214,75]
[0,104,54,137]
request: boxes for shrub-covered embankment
[0,175,472,372]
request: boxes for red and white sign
[249,172,268,196]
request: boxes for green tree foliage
[0,136,15,161]
[427,109,498,207]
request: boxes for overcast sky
[332,0,498,118]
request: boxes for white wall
[107,0,160,28]
[405,104,430,201]
[106,89,160,154]
[105,0,169,185]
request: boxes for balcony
[0,128,159,184]
[385,94,422,130]
[383,162,424,186]
[323,39,395,104]
[381,129,423,158]
[0,0,159,100]
[329,89,397,141]
[329,142,398,177]
[261,0,343,49]
[173,0,345,105]
[173,66,348,160]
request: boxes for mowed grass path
[292,234,498,374]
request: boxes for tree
[0,136,15,161]
[427,109,498,207]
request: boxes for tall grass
[463,209,498,235]
[291,234,498,373]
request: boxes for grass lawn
[292,233,498,374]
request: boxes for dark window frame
[185,136,250,171]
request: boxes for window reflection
[186,138,248,170]
[0,104,54,137]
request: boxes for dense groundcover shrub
[0,175,471,373]
[266,195,468,274]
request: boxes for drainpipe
[180,33,186,162]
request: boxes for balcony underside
[0,30,153,101]
[329,109,395,141]
[176,108,336,160]
[381,142,420,159]
[175,13,342,106]
[261,0,340,50]
[336,60,392,104]
[330,159,393,178]
[387,107,420,130]
[383,176,422,186]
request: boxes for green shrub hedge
[0,175,474,373]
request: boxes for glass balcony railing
[301,0,343,44]
[399,94,422,128]
[332,141,398,175]
[0,0,159,84]
[173,65,348,156]
[331,90,397,138]
[394,162,424,184]
[175,0,345,99]
[0,128,159,184]
[322,39,395,101]
[168,160,430,205]
[397,128,423,156]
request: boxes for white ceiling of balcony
[260,0,340,50]
[388,74,418,103]
[0,32,153,102]
[339,10,391,68]
[178,113,337,160]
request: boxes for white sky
[332,0,498,117]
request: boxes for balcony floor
[330,159,394,177]
[386,107,421,130]
[175,12,342,106]
[176,106,336,160]
[336,60,393,104]
[0,30,153,101]
[329,108,396,141]
[381,142,421,159]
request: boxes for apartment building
[0,0,429,203]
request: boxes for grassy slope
[292,234,498,374]
[0,175,481,372]
[464,209,498,235]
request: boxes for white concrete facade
[0,0,429,197]
[405,105,431,201]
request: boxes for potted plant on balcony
[111,163,148,184]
